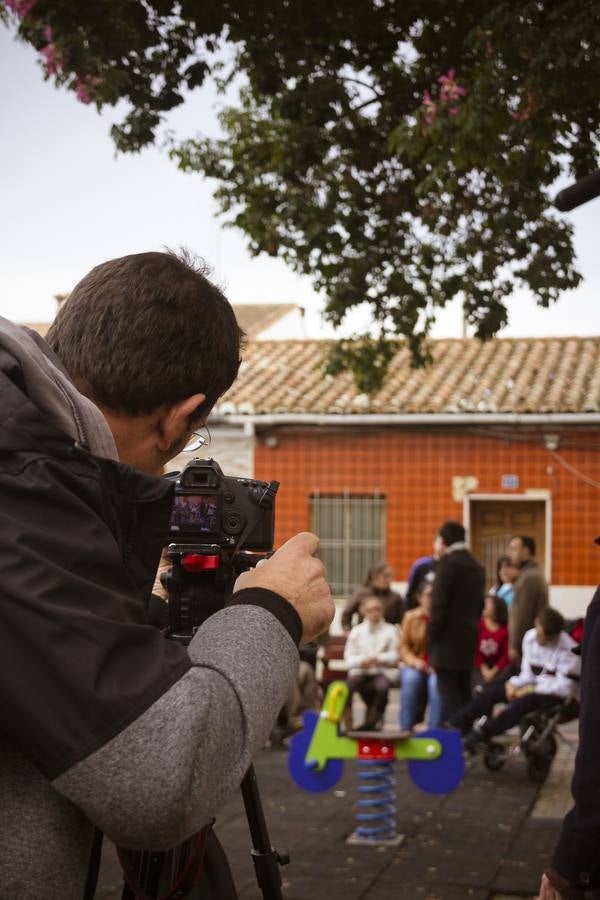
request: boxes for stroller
[480,616,583,783]
[482,692,579,783]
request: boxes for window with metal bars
[310,493,387,597]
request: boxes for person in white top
[344,595,399,729]
[449,607,580,750]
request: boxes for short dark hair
[439,520,466,546]
[515,535,536,557]
[46,250,245,418]
[537,607,564,638]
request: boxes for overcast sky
[1,24,598,340]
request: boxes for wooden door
[469,499,547,589]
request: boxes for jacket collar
[0,319,117,460]
[446,541,468,554]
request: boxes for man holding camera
[0,250,334,898]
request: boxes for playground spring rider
[289,682,465,840]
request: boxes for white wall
[258,308,308,340]
[550,585,596,619]
[330,583,595,637]
[168,425,254,478]
[390,580,594,619]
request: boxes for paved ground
[96,694,578,899]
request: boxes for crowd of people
[338,522,564,739]
[263,514,591,899]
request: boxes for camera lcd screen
[170,494,219,533]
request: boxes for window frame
[309,491,387,597]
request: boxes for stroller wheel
[524,732,557,761]
[540,734,557,759]
[526,753,552,783]
[483,744,506,772]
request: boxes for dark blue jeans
[399,666,441,730]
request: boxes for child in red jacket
[474,593,509,686]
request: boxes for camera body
[163,458,279,637]
[168,457,278,552]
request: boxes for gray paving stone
[493,819,563,895]
[95,729,572,899]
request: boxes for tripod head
[162,544,270,643]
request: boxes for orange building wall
[254,427,600,587]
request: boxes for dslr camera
[163,458,279,638]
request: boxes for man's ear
[155,393,206,453]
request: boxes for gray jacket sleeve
[52,604,298,849]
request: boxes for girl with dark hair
[493,555,517,607]
[341,561,404,630]
[474,593,510,687]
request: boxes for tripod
[119,765,288,900]
[118,549,289,900]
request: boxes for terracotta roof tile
[217,336,600,416]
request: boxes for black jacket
[552,585,600,892]
[0,347,191,778]
[428,547,485,670]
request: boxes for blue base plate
[288,711,344,793]
[407,728,465,794]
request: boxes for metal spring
[355,759,397,840]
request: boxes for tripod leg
[119,848,166,900]
[241,766,288,900]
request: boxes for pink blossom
[44,25,53,43]
[438,69,467,103]
[74,74,101,104]
[40,43,62,76]
[422,89,437,125]
[421,70,467,127]
[438,68,456,83]
[75,81,92,104]
[5,0,37,16]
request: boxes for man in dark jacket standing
[429,520,485,723]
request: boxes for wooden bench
[316,634,348,689]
